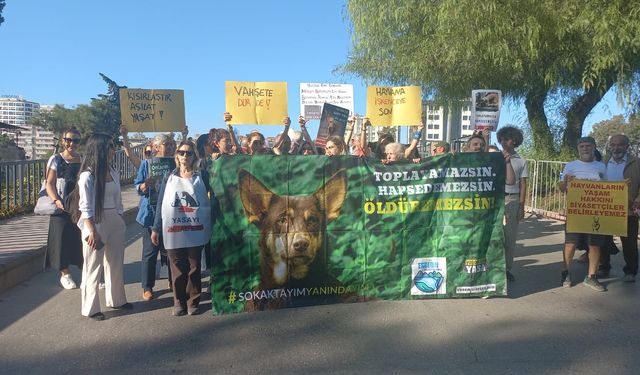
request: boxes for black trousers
[600,215,639,275]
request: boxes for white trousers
[80,209,127,317]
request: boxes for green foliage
[0,0,5,26]
[589,115,640,149]
[0,134,16,147]
[28,75,122,142]
[343,0,640,153]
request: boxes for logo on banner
[411,257,447,295]
[464,258,488,273]
[171,191,200,213]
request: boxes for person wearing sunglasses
[76,134,130,320]
[45,128,84,290]
[134,133,178,301]
[151,140,212,316]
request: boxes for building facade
[0,96,55,159]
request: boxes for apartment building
[0,96,55,159]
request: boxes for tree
[28,74,124,142]
[0,0,5,27]
[0,133,16,147]
[589,115,640,149]
[343,0,640,157]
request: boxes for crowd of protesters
[42,112,639,320]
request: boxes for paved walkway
[1,212,639,374]
[0,185,140,293]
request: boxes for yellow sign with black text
[119,89,185,132]
[566,180,627,236]
[365,86,422,126]
[225,81,288,125]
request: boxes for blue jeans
[141,228,168,291]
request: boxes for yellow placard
[566,180,628,236]
[119,89,185,132]
[225,81,288,125]
[365,85,422,126]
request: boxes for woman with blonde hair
[151,140,212,316]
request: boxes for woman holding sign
[151,140,211,316]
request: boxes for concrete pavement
[1,215,640,374]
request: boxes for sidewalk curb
[0,207,139,294]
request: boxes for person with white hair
[134,132,177,301]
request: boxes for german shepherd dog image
[238,168,348,311]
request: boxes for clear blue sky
[0,0,623,141]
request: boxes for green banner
[210,153,507,314]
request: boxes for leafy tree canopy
[589,114,640,149]
[0,1,5,27]
[28,74,123,145]
[343,0,640,156]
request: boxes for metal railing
[0,144,144,218]
[525,160,567,220]
[1,154,571,220]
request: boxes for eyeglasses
[144,150,153,156]
[63,138,81,144]
[176,150,194,157]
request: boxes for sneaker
[506,271,515,282]
[158,265,169,279]
[622,274,636,283]
[583,275,606,292]
[99,282,105,290]
[596,268,610,278]
[60,274,77,290]
[561,270,571,288]
[172,306,186,316]
[577,252,589,263]
[188,306,200,316]
[88,312,105,321]
[143,289,154,301]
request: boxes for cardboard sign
[471,89,502,131]
[566,180,628,236]
[225,81,288,125]
[365,86,422,126]
[315,103,350,148]
[119,89,185,132]
[300,83,354,120]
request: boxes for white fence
[524,160,567,220]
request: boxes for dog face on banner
[239,169,347,287]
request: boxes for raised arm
[224,112,242,154]
[272,116,291,155]
[358,117,372,157]
[298,116,317,155]
[404,121,424,159]
[344,116,356,147]
[120,126,142,169]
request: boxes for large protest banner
[366,86,422,126]
[119,89,185,132]
[209,153,507,315]
[300,83,354,120]
[566,180,628,236]
[471,89,502,131]
[225,81,288,125]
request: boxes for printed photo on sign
[471,89,501,131]
[315,103,350,148]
